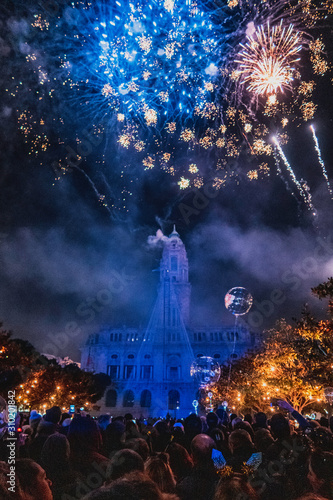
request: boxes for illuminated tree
[213,281,333,413]
[0,326,47,391]
[15,362,111,412]
[0,325,111,412]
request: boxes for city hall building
[81,228,255,417]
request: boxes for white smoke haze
[8,19,29,37]
[147,229,168,247]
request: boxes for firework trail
[273,136,316,213]
[310,125,333,199]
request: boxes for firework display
[2,0,332,213]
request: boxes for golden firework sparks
[178,176,190,189]
[166,122,176,133]
[180,128,195,142]
[142,155,155,169]
[101,83,115,98]
[247,170,258,180]
[300,101,317,121]
[237,22,302,95]
[144,108,158,126]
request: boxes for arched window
[123,390,134,407]
[213,353,221,359]
[144,354,151,359]
[128,354,135,359]
[140,390,152,408]
[168,390,180,410]
[111,354,118,359]
[105,389,117,408]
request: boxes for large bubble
[190,356,221,388]
[225,287,253,316]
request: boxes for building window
[168,390,180,410]
[111,354,118,359]
[144,354,151,359]
[124,365,136,379]
[231,353,238,359]
[168,366,178,380]
[110,333,113,341]
[213,353,221,359]
[140,390,152,408]
[105,389,117,407]
[171,256,178,271]
[123,390,134,407]
[128,354,135,359]
[107,365,120,379]
[141,365,153,379]
[197,353,203,358]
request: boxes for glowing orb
[190,356,221,388]
[225,287,253,316]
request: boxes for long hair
[214,473,258,500]
[145,454,176,494]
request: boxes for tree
[0,325,111,411]
[0,325,48,392]
[212,280,333,413]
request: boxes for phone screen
[211,448,226,469]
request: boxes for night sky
[0,0,333,361]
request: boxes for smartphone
[246,452,262,470]
[211,448,227,470]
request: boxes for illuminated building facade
[81,228,255,416]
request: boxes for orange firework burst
[236,22,302,95]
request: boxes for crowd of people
[0,400,333,499]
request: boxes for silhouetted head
[190,433,215,464]
[106,449,144,483]
[44,406,61,424]
[270,413,290,440]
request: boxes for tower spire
[171,224,179,237]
